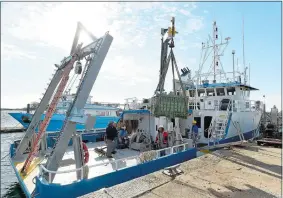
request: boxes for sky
[1,2,281,110]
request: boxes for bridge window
[246,102,250,109]
[206,88,215,96]
[189,90,195,97]
[243,90,250,97]
[216,88,225,96]
[198,89,205,97]
[227,87,236,95]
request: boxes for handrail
[188,99,263,112]
[124,97,263,112]
[39,142,190,183]
[46,128,106,134]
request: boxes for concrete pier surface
[80,143,282,198]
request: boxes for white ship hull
[196,110,262,144]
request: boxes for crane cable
[64,72,77,93]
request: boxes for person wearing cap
[192,120,199,146]
[105,121,118,158]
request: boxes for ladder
[208,100,231,147]
[234,121,245,142]
[20,52,80,175]
[251,112,264,141]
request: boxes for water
[1,111,25,198]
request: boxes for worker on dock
[192,120,199,146]
[105,121,118,158]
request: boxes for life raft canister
[82,142,89,164]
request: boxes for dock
[80,143,282,198]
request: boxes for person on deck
[119,126,128,142]
[117,126,129,148]
[113,122,119,149]
[192,120,199,146]
[155,125,169,150]
[105,121,118,158]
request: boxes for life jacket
[82,142,89,164]
[155,131,168,144]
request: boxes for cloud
[1,43,38,61]
[100,55,156,84]
[1,2,205,108]
[185,17,204,34]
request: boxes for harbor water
[1,110,25,198]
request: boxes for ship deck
[12,141,141,195]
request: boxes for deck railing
[123,97,263,113]
[46,128,106,135]
[38,142,191,184]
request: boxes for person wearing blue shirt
[119,126,128,139]
[118,126,128,147]
[192,120,199,146]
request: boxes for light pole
[232,50,235,81]
[263,95,266,126]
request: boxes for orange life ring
[82,142,89,164]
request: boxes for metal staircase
[251,112,264,141]
[208,100,231,147]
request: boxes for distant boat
[9,92,121,132]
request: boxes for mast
[242,16,246,84]
[200,21,230,83]
[213,21,218,82]
[249,62,251,85]
[232,50,235,81]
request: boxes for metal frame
[13,22,113,180]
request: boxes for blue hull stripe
[9,129,256,198]
[34,148,197,198]
[207,129,255,146]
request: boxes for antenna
[213,21,218,81]
[237,57,239,73]
[242,16,246,81]
[249,62,251,85]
